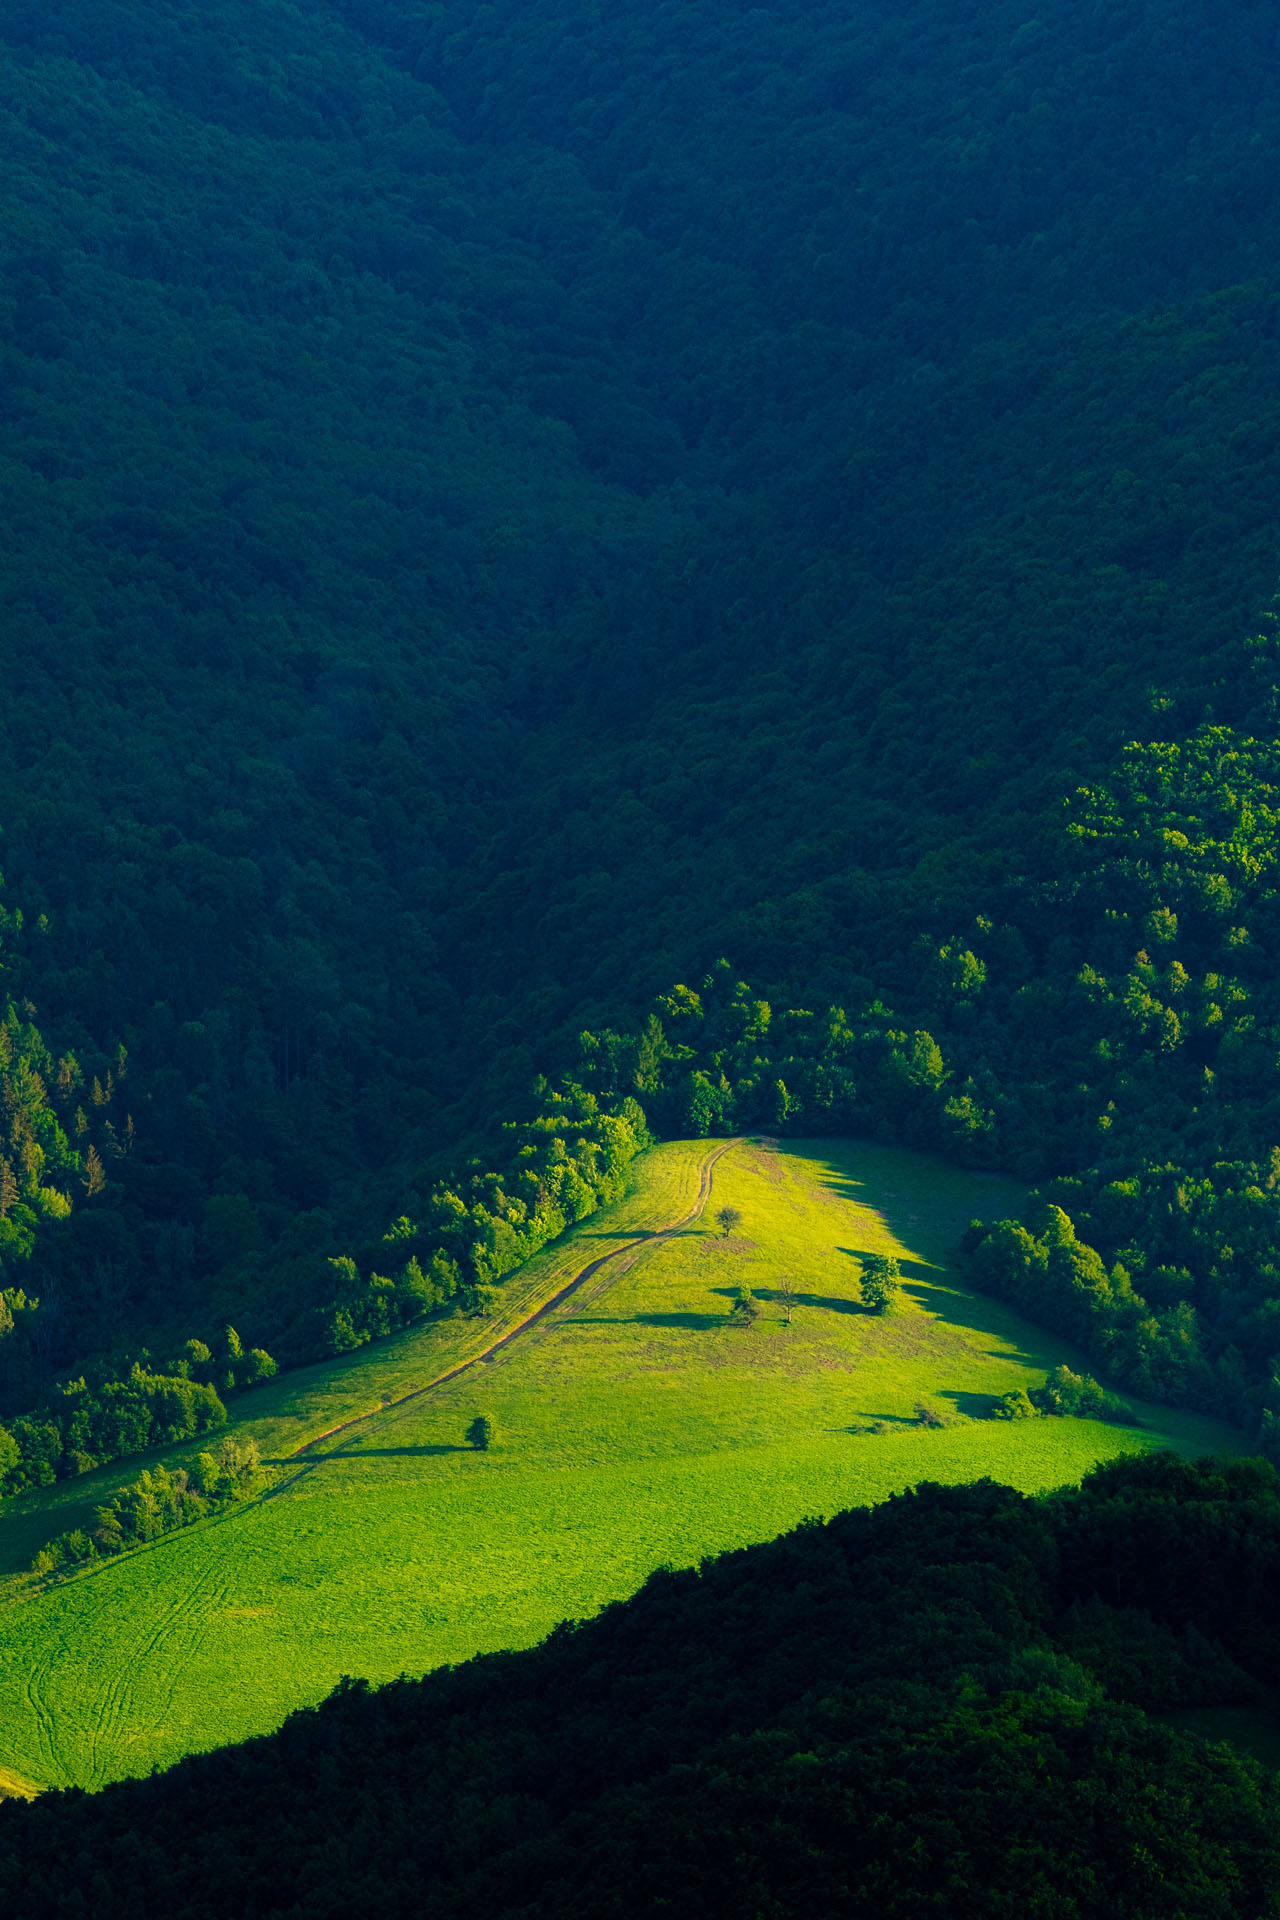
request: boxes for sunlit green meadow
[0,1137,1242,1790]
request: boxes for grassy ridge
[0,1138,1241,1790]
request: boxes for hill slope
[2,1454,1279,1917]
[2,0,1280,1897]
[2,0,1280,1416]
[0,1138,1238,1789]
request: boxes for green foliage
[0,0,1262,1380]
[0,1365,227,1495]
[0,1138,1237,1792]
[35,1439,267,1577]
[913,1398,949,1429]
[7,1461,1280,1917]
[966,1210,1213,1414]
[281,1086,653,1364]
[727,1286,759,1327]
[0,0,1280,1503]
[1033,1364,1134,1424]
[993,1388,1039,1421]
[466,1414,494,1451]
[7,19,1280,1911]
[4,11,1280,1881]
[0,995,105,1406]
[715,1205,742,1237]
[860,1253,903,1316]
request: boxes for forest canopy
[2,1455,1279,1917]
[3,0,1280,1908]
[0,0,1278,1637]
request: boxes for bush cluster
[33,1437,269,1577]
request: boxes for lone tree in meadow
[860,1253,902,1315]
[775,1274,798,1324]
[728,1286,759,1328]
[715,1205,743,1237]
[466,1413,495,1450]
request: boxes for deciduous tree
[860,1254,902,1315]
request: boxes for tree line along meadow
[0,0,1279,1552]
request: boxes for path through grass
[0,1137,1241,1789]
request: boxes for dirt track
[287,1136,743,1460]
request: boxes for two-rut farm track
[0,1139,745,1792]
[286,1134,744,1465]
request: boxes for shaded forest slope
[2,1455,1280,1916]
[1,1,1280,1440]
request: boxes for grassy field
[0,1137,1243,1791]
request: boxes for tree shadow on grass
[723,1285,867,1316]
[837,1246,941,1279]
[640,1311,726,1330]
[321,1444,472,1459]
[843,1411,919,1432]
[574,1228,707,1241]
[793,1143,1022,1263]
[837,1246,1047,1360]
[936,1389,1005,1420]
[574,1230,654,1241]
[900,1278,1047,1366]
[561,1311,726,1330]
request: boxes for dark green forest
[4,0,1280,1889]
[2,0,1280,1463]
[4,1454,1280,1916]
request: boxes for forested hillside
[2,0,1280,1486]
[4,1455,1280,1916]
